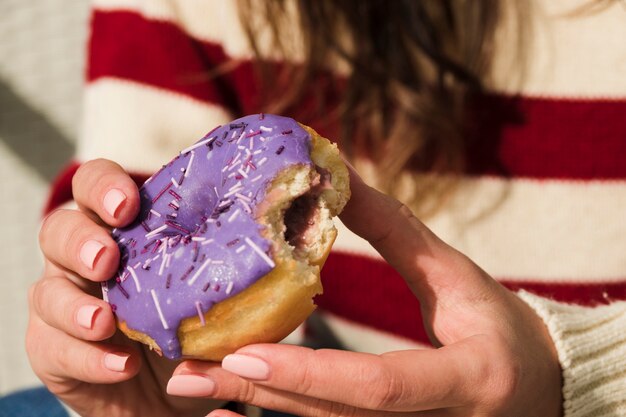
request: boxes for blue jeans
[0,387,295,417]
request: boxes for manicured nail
[79,240,105,270]
[76,305,101,329]
[103,188,126,218]
[167,375,216,397]
[104,352,130,372]
[222,354,270,380]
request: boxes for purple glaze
[104,114,314,359]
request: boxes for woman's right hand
[26,159,222,417]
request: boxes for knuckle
[368,364,403,409]
[294,355,316,396]
[327,401,358,417]
[24,324,38,358]
[39,209,66,247]
[480,337,520,406]
[27,281,37,306]
[30,279,49,315]
[237,380,257,405]
[74,158,106,183]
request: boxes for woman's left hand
[167,166,563,417]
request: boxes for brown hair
[238,1,504,213]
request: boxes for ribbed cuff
[518,291,626,417]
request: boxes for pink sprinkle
[152,182,172,203]
[117,282,130,299]
[141,221,151,232]
[245,130,261,138]
[179,265,195,281]
[165,220,190,234]
[168,189,182,201]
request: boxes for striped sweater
[47,1,626,416]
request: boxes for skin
[27,158,563,417]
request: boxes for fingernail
[167,375,216,397]
[80,240,105,270]
[104,352,130,372]
[222,354,270,380]
[103,188,126,218]
[76,305,101,329]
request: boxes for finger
[30,276,116,341]
[219,343,483,412]
[169,363,425,417]
[26,315,140,386]
[338,164,496,305]
[40,209,120,282]
[72,158,140,227]
[206,411,244,417]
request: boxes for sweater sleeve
[518,290,626,417]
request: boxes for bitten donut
[104,114,350,360]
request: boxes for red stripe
[89,11,239,109]
[88,10,342,134]
[88,10,626,180]
[318,252,626,345]
[465,94,626,180]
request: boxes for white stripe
[318,312,429,354]
[488,1,626,97]
[94,0,626,97]
[334,176,626,282]
[78,79,233,173]
[91,0,307,63]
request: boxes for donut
[104,114,350,360]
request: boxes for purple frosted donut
[104,114,350,360]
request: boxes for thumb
[339,163,498,311]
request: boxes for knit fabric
[44,0,626,415]
[519,291,626,416]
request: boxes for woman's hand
[169,166,563,417]
[26,159,222,417]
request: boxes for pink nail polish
[79,240,105,270]
[104,352,130,372]
[76,305,101,329]
[103,189,126,218]
[167,375,216,397]
[222,354,270,380]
